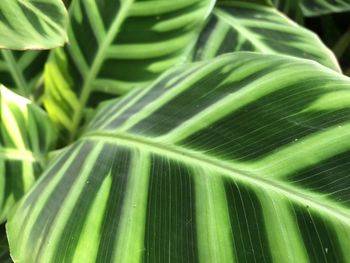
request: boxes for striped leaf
[273,0,304,23]
[0,0,68,50]
[193,2,340,71]
[300,0,350,16]
[217,0,273,6]
[43,0,215,140]
[8,53,350,262]
[273,0,350,17]
[0,50,48,99]
[0,86,57,222]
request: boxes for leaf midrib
[69,0,134,142]
[84,131,350,225]
[213,6,274,53]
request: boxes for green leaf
[217,0,273,6]
[300,0,350,16]
[0,0,68,50]
[43,0,215,141]
[273,0,350,17]
[272,0,304,23]
[193,2,340,71]
[0,50,48,99]
[8,53,350,262]
[0,224,12,263]
[0,86,57,222]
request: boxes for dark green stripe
[144,155,198,263]
[106,65,202,129]
[181,81,348,161]
[290,150,350,205]
[294,205,345,262]
[26,142,94,261]
[53,143,129,262]
[224,179,272,263]
[96,145,131,262]
[70,1,99,66]
[4,161,23,202]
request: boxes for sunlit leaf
[8,53,350,262]
[0,0,68,50]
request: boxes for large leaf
[300,0,350,16]
[8,53,350,262]
[44,0,215,141]
[0,0,68,50]
[273,0,304,23]
[0,50,48,99]
[0,86,56,222]
[193,2,340,71]
[273,0,350,17]
[217,0,273,6]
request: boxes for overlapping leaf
[0,86,56,222]
[301,0,350,16]
[8,53,350,262]
[273,0,304,23]
[44,0,215,140]
[193,2,340,71]
[273,0,350,17]
[0,50,47,99]
[0,0,68,50]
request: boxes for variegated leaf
[193,2,340,71]
[0,86,56,222]
[43,0,215,141]
[8,53,350,263]
[0,0,68,50]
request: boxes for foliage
[0,0,350,262]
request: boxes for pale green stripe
[214,8,274,53]
[258,192,309,263]
[107,33,196,59]
[0,148,38,162]
[84,132,350,225]
[199,21,231,60]
[253,122,350,178]
[129,0,201,16]
[113,150,151,262]
[116,56,233,132]
[69,0,135,141]
[84,0,106,43]
[42,143,104,262]
[194,168,235,263]
[334,221,350,263]
[18,51,39,69]
[72,174,113,263]
[160,60,316,143]
[9,144,83,259]
[1,50,28,96]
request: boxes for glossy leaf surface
[0,0,68,49]
[43,0,215,140]
[0,86,56,222]
[7,53,350,263]
[193,2,340,71]
[0,50,47,99]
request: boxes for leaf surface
[0,50,47,99]
[300,0,350,16]
[8,53,350,263]
[44,0,215,140]
[0,0,68,49]
[193,2,340,71]
[0,86,56,222]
